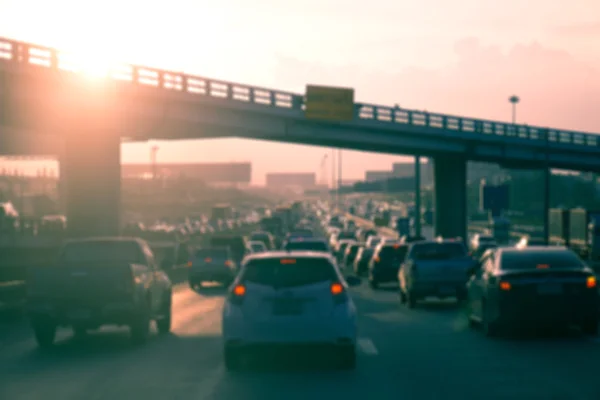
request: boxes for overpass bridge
[1,37,599,239]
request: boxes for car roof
[499,246,569,255]
[63,236,145,245]
[287,237,327,243]
[243,251,335,262]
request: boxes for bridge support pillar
[433,155,467,240]
[63,129,121,238]
[59,84,122,238]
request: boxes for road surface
[2,282,600,399]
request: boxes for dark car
[465,246,599,337]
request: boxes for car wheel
[72,326,89,339]
[482,301,499,337]
[369,279,378,290]
[399,290,407,304]
[32,320,57,349]
[156,293,172,334]
[337,346,356,370]
[582,320,599,336]
[130,306,151,344]
[406,291,417,309]
[224,347,241,371]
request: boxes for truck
[211,203,233,222]
[27,237,173,348]
[260,216,284,240]
[568,208,600,262]
[273,206,293,233]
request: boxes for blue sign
[480,183,510,214]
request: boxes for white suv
[221,251,361,370]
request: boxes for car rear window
[500,251,584,270]
[60,241,144,263]
[285,241,329,252]
[195,248,229,259]
[241,258,337,288]
[411,243,467,260]
[250,233,269,242]
[379,245,408,261]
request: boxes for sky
[0,0,599,184]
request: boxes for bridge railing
[1,37,598,149]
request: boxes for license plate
[272,301,303,316]
[67,309,92,320]
[537,283,563,295]
[439,286,456,295]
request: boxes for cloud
[272,38,600,133]
[552,22,600,36]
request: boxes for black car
[466,246,599,337]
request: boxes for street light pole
[414,155,422,237]
[543,130,550,245]
[337,149,342,209]
[331,149,336,211]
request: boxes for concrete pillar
[433,155,467,240]
[62,125,121,237]
[59,83,122,238]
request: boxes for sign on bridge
[304,85,354,122]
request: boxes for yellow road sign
[304,85,354,122]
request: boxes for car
[27,237,172,347]
[465,246,599,337]
[188,247,237,288]
[221,251,361,371]
[247,241,267,253]
[399,240,474,306]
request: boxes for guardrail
[1,37,598,150]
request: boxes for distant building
[266,172,316,189]
[121,162,252,184]
[365,170,393,182]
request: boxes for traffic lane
[0,283,188,356]
[0,285,228,400]
[0,285,400,400]
[351,282,600,399]
[1,284,599,400]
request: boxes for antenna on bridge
[509,95,520,124]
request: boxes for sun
[58,48,122,80]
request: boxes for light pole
[414,156,422,237]
[337,149,342,209]
[330,149,336,211]
[509,95,520,124]
[150,145,159,181]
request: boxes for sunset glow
[0,0,599,183]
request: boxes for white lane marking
[357,337,379,355]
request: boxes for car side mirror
[345,276,362,287]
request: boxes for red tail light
[225,260,233,267]
[229,284,246,305]
[331,282,348,304]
